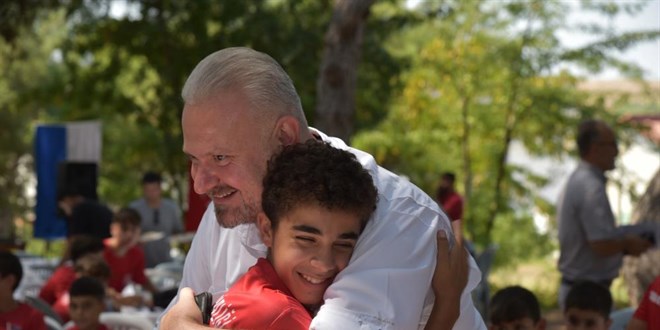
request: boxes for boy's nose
[310,250,338,274]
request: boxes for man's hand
[160,287,209,330]
[623,234,653,256]
[425,222,469,330]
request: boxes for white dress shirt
[167,131,486,329]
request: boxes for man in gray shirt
[557,120,652,309]
[130,171,183,268]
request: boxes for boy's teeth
[301,274,324,284]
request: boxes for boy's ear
[257,213,274,248]
[275,115,300,146]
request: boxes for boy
[0,251,47,330]
[209,141,378,329]
[39,235,105,322]
[564,280,613,330]
[68,276,109,330]
[103,207,156,296]
[209,141,467,329]
[488,285,546,330]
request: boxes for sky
[559,0,660,80]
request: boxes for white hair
[182,47,307,127]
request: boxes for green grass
[488,255,631,312]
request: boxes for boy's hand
[161,287,210,330]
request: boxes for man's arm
[589,235,651,257]
[424,229,468,330]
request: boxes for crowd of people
[1,47,658,330]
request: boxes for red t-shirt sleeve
[269,307,312,330]
[130,246,148,285]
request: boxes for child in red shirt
[39,235,105,322]
[67,276,110,330]
[103,207,156,296]
[0,251,46,330]
[627,275,660,330]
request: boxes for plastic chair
[44,315,64,330]
[99,312,154,330]
[25,296,64,325]
[609,307,635,330]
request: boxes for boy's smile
[258,204,362,309]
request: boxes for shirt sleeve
[581,182,617,242]
[310,200,485,330]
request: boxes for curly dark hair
[262,141,378,231]
[112,207,141,228]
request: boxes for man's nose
[192,164,219,195]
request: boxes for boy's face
[490,318,545,330]
[111,223,140,246]
[257,205,362,309]
[564,308,611,330]
[69,295,104,330]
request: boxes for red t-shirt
[438,191,463,221]
[38,264,76,305]
[633,275,660,329]
[0,302,47,330]
[103,243,148,292]
[210,258,311,329]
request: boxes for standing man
[160,47,485,329]
[129,171,183,268]
[557,119,652,309]
[435,172,463,240]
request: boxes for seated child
[103,207,156,296]
[209,141,468,329]
[68,276,109,330]
[488,285,545,330]
[0,251,47,330]
[564,280,613,330]
[39,235,105,322]
[626,275,660,330]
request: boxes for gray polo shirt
[557,161,621,281]
[129,198,183,268]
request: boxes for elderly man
[161,47,485,329]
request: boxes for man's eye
[335,242,355,250]
[213,155,230,165]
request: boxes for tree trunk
[315,0,375,142]
[622,167,660,306]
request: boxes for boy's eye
[296,236,315,243]
[334,242,355,249]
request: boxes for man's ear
[275,115,300,146]
[257,213,274,248]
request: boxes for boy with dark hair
[209,141,467,329]
[210,141,378,329]
[564,280,613,330]
[40,235,105,322]
[0,251,47,329]
[103,207,156,296]
[68,276,109,330]
[488,286,546,330]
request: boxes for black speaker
[57,162,98,200]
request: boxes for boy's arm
[424,229,468,330]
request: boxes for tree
[621,167,660,306]
[315,0,375,142]
[352,0,658,262]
